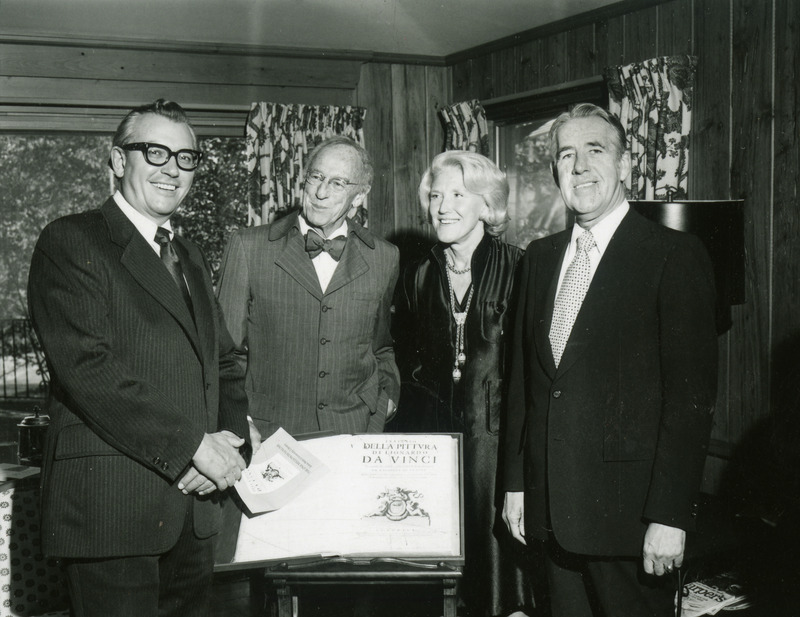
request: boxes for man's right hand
[502,491,527,545]
[191,431,247,491]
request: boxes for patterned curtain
[245,103,367,226]
[604,55,697,200]
[439,100,490,156]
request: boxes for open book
[232,433,462,564]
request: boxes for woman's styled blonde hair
[418,150,510,236]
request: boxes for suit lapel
[274,224,323,300]
[102,200,202,360]
[534,232,568,379]
[324,234,369,295]
[555,211,648,375]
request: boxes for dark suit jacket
[216,211,400,436]
[503,208,718,557]
[27,198,250,559]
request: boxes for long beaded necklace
[445,258,474,384]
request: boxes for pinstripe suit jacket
[27,198,249,559]
[216,211,400,436]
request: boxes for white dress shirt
[298,215,348,293]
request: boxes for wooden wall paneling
[729,0,774,441]
[516,40,543,92]
[451,59,473,102]
[390,64,429,236]
[0,76,356,108]
[771,0,800,411]
[0,43,363,89]
[692,0,731,201]
[566,24,597,81]
[356,62,395,240]
[624,3,659,63]
[595,15,626,74]
[493,46,518,98]
[424,66,450,158]
[471,53,495,101]
[656,0,694,57]
[540,32,568,87]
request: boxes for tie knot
[154,227,171,247]
[576,230,596,254]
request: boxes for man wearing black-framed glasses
[28,99,257,617]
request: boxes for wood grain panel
[692,0,731,201]
[771,0,800,411]
[657,0,694,56]
[493,46,518,98]
[0,43,362,88]
[391,65,429,236]
[0,76,356,108]
[451,59,472,102]
[516,40,542,92]
[624,4,659,62]
[595,15,626,71]
[729,0,773,440]
[356,63,395,240]
[540,32,568,87]
[566,24,597,80]
[425,66,450,158]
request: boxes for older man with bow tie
[217,136,400,438]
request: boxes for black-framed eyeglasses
[305,170,360,194]
[120,142,203,171]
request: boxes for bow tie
[305,229,347,261]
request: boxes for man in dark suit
[216,136,400,438]
[27,99,255,617]
[502,103,718,617]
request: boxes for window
[484,77,607,249]
[0,132,247,404]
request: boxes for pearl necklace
[445,265,474,384]
[445,255,471,275]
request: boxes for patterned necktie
[154,227,194,317]
[549,229,596,368]
[305,229,347,261]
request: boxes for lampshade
[630,200,745,334]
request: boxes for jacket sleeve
[503,250,532,492]
[216,230,250,376]
[374,244,401,407]
[643,234,718,530]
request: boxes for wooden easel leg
[442,578,458,617]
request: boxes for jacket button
[321,305,330,312]
[318,402,327,410]
[552,390,562,398]
[320,338,328,345]
[153,456,161,465]
[161,462,169,471]
[319,371,327,378]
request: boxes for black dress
[394,234,537,617]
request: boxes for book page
[233,433,461,563]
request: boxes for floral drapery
[604,55,697,200]
[439,100,490,156]
[245,103,368,226]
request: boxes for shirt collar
[113,190,174,244]
[572,200,629,256]
[298,214,348,240]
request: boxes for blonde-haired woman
[395,151,537,617]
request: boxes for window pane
[497,118,570,249]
